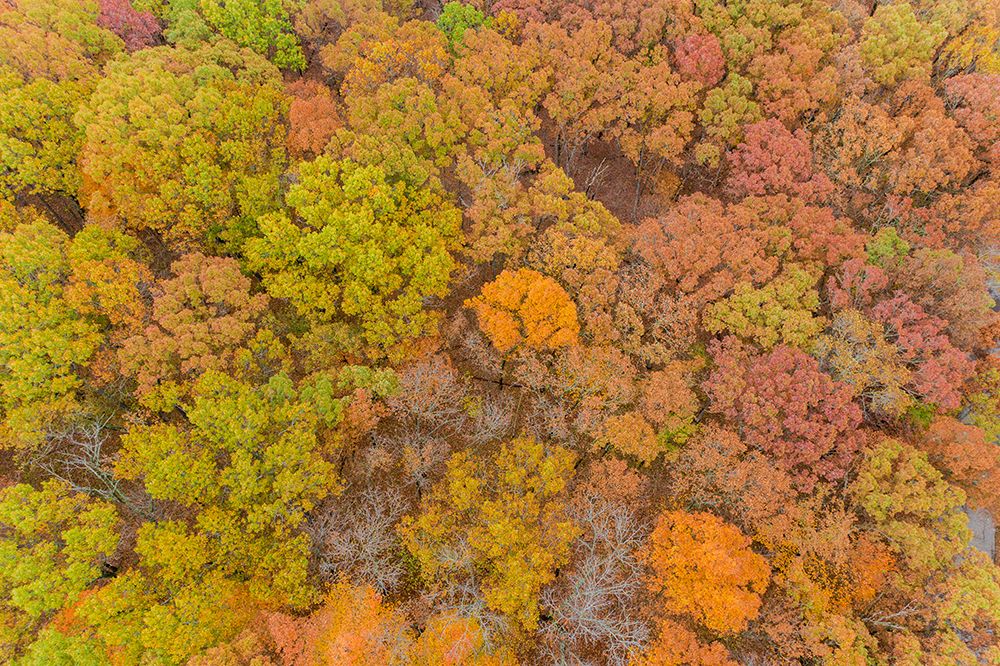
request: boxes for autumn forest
[1,0,999,663]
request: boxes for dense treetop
[0,0,998,663]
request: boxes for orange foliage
[286,80,341,158]
[266,580,409,665]
[408,613,516,665]
[466,268,580,353]
[595,410,660,465]
[640,510,771,633]
[921,417,1000,515]
[628,619,737,666]
[639,360,701,432]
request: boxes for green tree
[245,155,462,358]
[0,481,119,661]
[696,73,761,166]
[850,438,970,575]
[75,520,256,665]
[114,368,393,607]
[704,265,825,350]
[75,39,288,248]
[199,0,305,70]
[860,4,946,85]
[436,1,487,50]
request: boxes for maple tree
[673,32,725,87]
[328,16,449,97]
[724,118,833,203]
[260,580,515,665]
[639,509,770,634]
[466,268,580,354]
[266,578,410,664]
[639,359,701,449]
[527,19,623,170]
[594,410,661,465]
[747,12,844,126]
[632,193,785,307]
[704,338,862,491]
[943,73,1000,166]
[920,417,1000,516]
[96,0,159,50]
[118,252,279,411]
[286,79,341,158]
[611,47,699,206]
[628,619,737,666]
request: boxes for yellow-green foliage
[0,219,101,448]
[0,481,119,660]
[860,4,946,85]
[115,370,358,607]
[76,521,254,665]
[850,439,970,574]
[76,40,288,248]
[697,73,762,163]
[399,438,579,631]
[704,265,824,350]
[245,155,462,358]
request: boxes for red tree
[673,33,725,86]
[96,0,160,51]
[704,338,862,491]
[725,119,833,203]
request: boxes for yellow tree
[113,368,398,608]
[0,0,122,199]
[0,481,119,661]
[245,155,462,359]
[0,216,148,452]
[76,40,289,248]
[399,438,579,631]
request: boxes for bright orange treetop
[465,268,580,353]
[639,509,771,634]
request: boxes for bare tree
[31,413,151,514]
[467,391,516,445]
[309,486,409,594]
[389,355,469,432]
[541,497,650,666]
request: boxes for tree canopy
[2,0,999,662]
